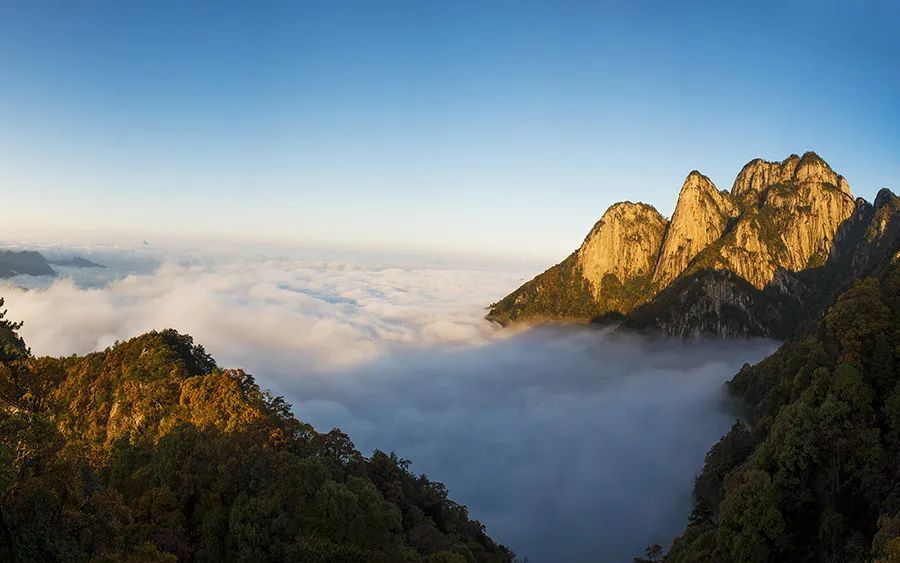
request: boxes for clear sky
[2,1,898,261]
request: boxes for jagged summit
[577,201,667,301]
[875,187,897,208]
[487,152,898,337]
[653,170,738,288]
[679,170,724,199]
[732,151,852,203]
[731,154,798,201]
[591,200,664,218]
[684,169,709,183]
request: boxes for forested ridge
[0,301,513,562]
[657,260,900,562]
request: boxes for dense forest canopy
[0,304,513,562]
[660,262,900,562]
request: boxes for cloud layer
[287,327,775,561]
[0,250,776,561]
[3,255,529,371]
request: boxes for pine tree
[0,298,28,363]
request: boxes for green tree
[717,470,786,562]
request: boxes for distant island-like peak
[49,256,106,269]
[0,250,57,278]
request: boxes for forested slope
[663,261,900,562]
[0,305,513,563]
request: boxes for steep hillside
[487,152,899,338]
[689,152,856,289]
[653,171,738,289]
[662,260,900,562]
[487,202,667,325]
[623,188,899,338]
[0,322,513,562]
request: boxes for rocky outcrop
[486,202,666,324]
[683,152,857,289]
[731,152,852,205]
[488,151,899,337]
[625,269,802,338]
[653,171,738,289]
[842,188,900,280]
[691,211,780,290]
[731,155,797,203]
[577,202,667,300]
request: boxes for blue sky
[2,1,898,261]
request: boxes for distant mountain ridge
[49,256,105,269]
[0,250,56,278]
[487,152,899,337]
[0,250,106,279]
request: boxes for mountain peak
[578,202,667,299]
[653,171,737,288]
[604,200,662,215]
[486,151,895,337]
[794,151,847,192]
[682,170,716,192]
[874,187,897,209]
[584,201,666,239]
[731,151,852,202]
[798,149,824,163]
[686,169,706,180]
[732,154,796,200]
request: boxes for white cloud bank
[0,250,777,561]
[2,256,530,371]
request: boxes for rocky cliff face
[487,152,899,337]
[485,203,666,325]
[841,188,900,280]
[729,152,851,204]
[653,171,738,289]
[701,152,857,289]
[577,202,667,303]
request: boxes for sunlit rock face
[729,152,851,202]
[710,152,857,288]
[653,171,738,290]
[487,152,899,337]
[731,154,799,203]
[577,202,667,308]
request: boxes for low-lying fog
[0,245,777,562]
[286,329,774,561]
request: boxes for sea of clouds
[2,245,529,371]
[0,245,777,562]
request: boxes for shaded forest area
[660,263,900,562]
